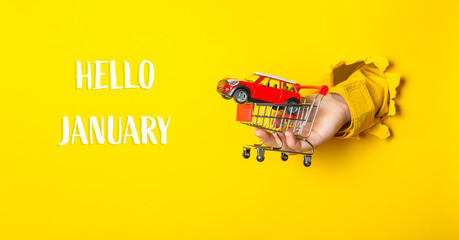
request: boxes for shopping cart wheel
[256,148,265,162]
[281,153,288,161]
[242,147,251,159]
[303,155,312,167]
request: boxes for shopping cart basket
[236,85,329,167]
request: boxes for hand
[254,93,351,154]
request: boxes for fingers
[254,129,318,156]
[254,129,297,153]
[285,131,312,153]
[285,131,302,151]
[254,129,280,147]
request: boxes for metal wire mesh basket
[237,86,328,167]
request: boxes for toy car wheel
[281,153,288,161]
[285,99,300,115]
[242,148,251,159]
[233,89,249,104]
[303,155,312,167]
[221,95,232,100]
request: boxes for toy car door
[279,82,299,103]
[253,78,282,103]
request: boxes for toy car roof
[253,72,297,84]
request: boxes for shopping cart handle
[297,85,329,96]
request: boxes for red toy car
[217,72,303,105]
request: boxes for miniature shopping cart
[237,85,329,167]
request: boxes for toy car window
[259,77,271,86]
[282,82,289,90]
[270,79,280,89]
[283,83,296,92]
[244,74,261,83]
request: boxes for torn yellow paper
[326,56,400,140]
[386,72,401,117]
[368,122,391,140]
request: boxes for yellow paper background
[1,0,459,239]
